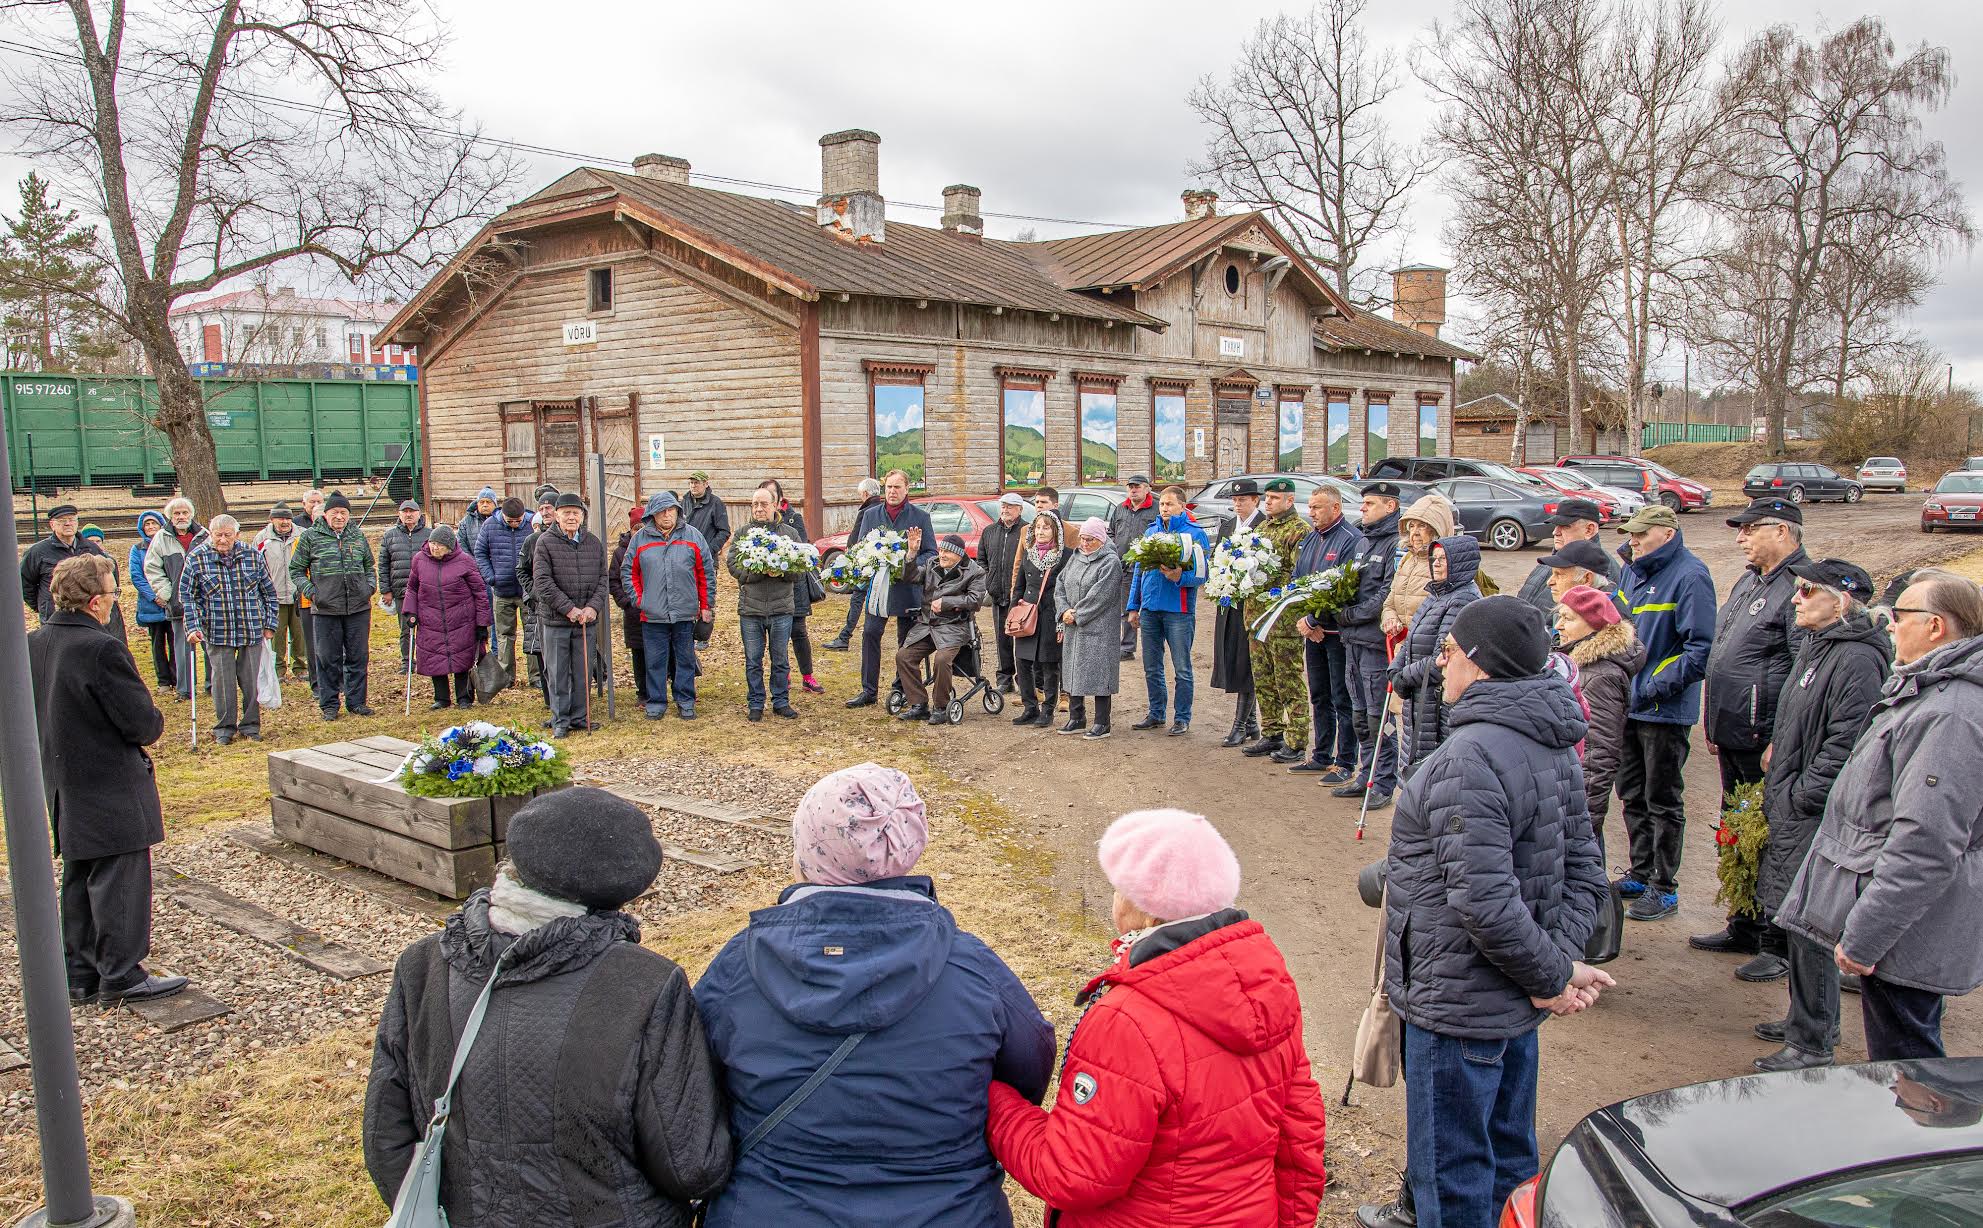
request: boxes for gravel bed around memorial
[165,834,440,960]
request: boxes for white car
[1541,464,1647,513]
[1858,456,1909,492]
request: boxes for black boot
[1037,672,1061,729]
[1241,734,1284,758]
[1220,708,1250,748]
[1059,698,1088,735]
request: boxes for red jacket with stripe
[987,914,1327,1227]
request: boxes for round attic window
[1224,264,1241,295]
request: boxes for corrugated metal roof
[171,289,399,322]
[1316,309,1480,362]
[586,170,1161,327]
[1019,214,1259,289]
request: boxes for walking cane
[187,631,199,749]
[403,626,415,718]
[580,616,593,731]
[1355,682,1400,842]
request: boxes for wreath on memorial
[397,721,573,799]
[1712,779,1770,920]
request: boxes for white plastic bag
[257,644,283,709]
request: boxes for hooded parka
[1383,495,1458,636]
[985,912,1330,1228]
[1389,536,1482,767]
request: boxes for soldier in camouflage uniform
[1242,478,1313,765]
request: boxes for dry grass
[0,598,1106,1224]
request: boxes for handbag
[805,571,826,605]
[1004,558,1058,639]
[384,950,510,1228]
[690,1031,866,1227]
[693,616,714,644]
[472,648,512,704]
[1584,883,1624,965]
[1350,893,1401,1089]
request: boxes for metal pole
[586,453,616,721]
[1682,353,1691,443]
[26,432,38,541]
[0,403,128,1226]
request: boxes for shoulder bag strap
[736,1031,867,1157]
[1370,886,1388,990]
[426,950,510,1127]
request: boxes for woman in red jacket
[987,809,1328,1226]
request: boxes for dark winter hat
[1789,557,1874,600]
[324,492,351,512]
[533,483,560,503]
[428,524,458,552]
[1726,496,1803,527]
[1544,498,1604,527]
[501,496,526,519]
[1539,539,1611,575]
[1449,595,1551,680]
[1361,481,1404,501]
[1229,478,1261,497]
[554,491,585,510]
[939,533,968,555]
[1126,473,1152,486]
[505,787,662,911]
[46,503,78,521]
[269,504,294,521]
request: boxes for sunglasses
[1891,606,1938,622]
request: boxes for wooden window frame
[1276,385,1307,473]
[1073,372,1124,485]
[1417,394,1442,457]
[1365,392,1392,468]
[1149,377,1190,485]
[1323,390,1353,474]
[996,365,1054,492]
[863,359,934,490]
[587,266,615,314]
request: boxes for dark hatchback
[1426,477,1557,550]
[1503,1059,1983,1228]
[1743,462,1864,505]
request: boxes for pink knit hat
[792,763,929,886]
[1079,516,1109,543]
[1560,584,1623,630]
[1098,809,1241,921]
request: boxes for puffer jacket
[901,553,988,652]
[693,877,1053,1228]
[978,515,1027,607]
[143,523,208,617]
[1389,536,1482,767]
[473,514,533,599]
[1560,621,1645,829]
[726,520,800,620]
[1385,671,1608,1038]
[624,522,712,624]
[986,912,1329,1228]
[364,896,730,1226]
[252,520,301,603]
[534,527,610,623]
[1336,509,1401,650]
[376,516,431,605]
[1777,634,1983,996]
[1123,513,1209,615]
[1703,548,1809,752]
[289,520,375,616]
[1757,613,1890,916]
[130,513,169,624]
[1384,495,1457,635]
[1616,531,1715,725]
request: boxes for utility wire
[0,36,1152,231]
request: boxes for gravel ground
[0,756,799,1132]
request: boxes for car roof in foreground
[1581,1058,1983,1210]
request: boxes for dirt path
[936,494,1982,1221]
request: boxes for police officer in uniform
[1242,478,1312,765]
[1333,481,1404,808]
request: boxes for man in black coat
[1516,500,1617,614]
[19,502,107,622]
[27,555,188,1007]
[977,492,1028,693]
[1333,483,1405,805]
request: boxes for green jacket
[290,520,377,616]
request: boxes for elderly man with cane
[180,515,278,746]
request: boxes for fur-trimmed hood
[1564,618,1643,673]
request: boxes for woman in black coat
[1753,560,1892,1072]
[1009,511,1066,727]
[764,479,825,695]
[1388,537,1482,771]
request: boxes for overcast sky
[4,0,1978,389]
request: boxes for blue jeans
[642,620,696,712]
[1404,1022,1540,1228]
[1139,609,1196,723]
[739,614,793,712]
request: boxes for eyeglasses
[1891,606,1938,621]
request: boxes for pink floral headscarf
[792,763,929,885]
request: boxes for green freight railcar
[3,372,420,492]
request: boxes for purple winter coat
[405,547,491,677]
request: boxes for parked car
[1965,457,1983,471]
[1743,462,1863,504]
[1189,472,1429,536]
[1426,477,1556,550]
[1501,1059,1983,1228]
[1518,467,1626,522]
[1367,455,1541,487]
[1857,456,1910,493]
[811,495,1036,593]
[1559,455,1714,513]
[1921,471,1983,533]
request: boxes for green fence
[1641,421,1748,448]
[4,372,419,492]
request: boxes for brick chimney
[941,184,983,238]
[632,153,692,185]
[818,129,884,244]
[1182,189,1219,220]
[1391,264,1448,337]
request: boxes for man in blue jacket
[1125,485,1210,735]
[844,469,937,710]
[1612,505,1717,921]
[1293,484,1365,782]
[473,497,536,689]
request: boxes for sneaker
[1318,767,1354,786]
[645,705,666,719]
[1613,876,1648,900]
[772,705,800,719]
[677,706,696,721]
[1363,791,1394,810]
[1084,723,1112,739]
[1627,892,1678,921]
[1330,779,1367,799]
[802,675,825,694]
[348,704,377,717]
[320,709,340,722]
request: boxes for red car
[812,495,1032,593]
[1557,455,1713,512]
[1921,471,1983,532]
[1518,467,1622,522]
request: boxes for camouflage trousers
[1249,630,1309,746]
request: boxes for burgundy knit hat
[1561,584,1622,630]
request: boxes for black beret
[505,786,662,911]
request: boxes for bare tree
[1811,208,1935,403]
[1424,0,1617,451]
[1713,17,1972,456]
[1189,0,1432,304]
[1,1,517,513]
